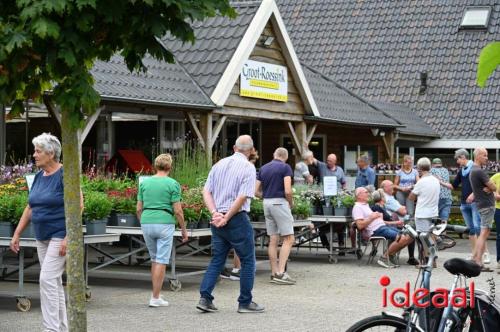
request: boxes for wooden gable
[221,21,306,121]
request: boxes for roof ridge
[230,1,262,8]
[303,64,403,127]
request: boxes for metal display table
[95,226,212,292]
[251,220,313,250]
[307,215,362,263]
[0,234,120,312]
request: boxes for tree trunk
[61,110,87,331]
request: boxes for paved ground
[1,237,498,332]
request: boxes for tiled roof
[278,0,500,139]
[158,3,260,96]
[371,101,439,138]
[304,66,400,127]
[91,54,213,108]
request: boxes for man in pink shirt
[353,187,414,268]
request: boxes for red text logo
[379,275,474,309]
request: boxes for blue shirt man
[355,156,376,188]
[315,153,346,192]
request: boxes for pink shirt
[352,202,385,237]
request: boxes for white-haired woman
[10,132,78,332]
[137,153,188,307]
[294,150,314,185]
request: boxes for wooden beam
[305,123,317,146]
[210,115,227,149]
[381,131,395,163]
[214,107,303,122]
[80,107,104,143]
[199,113,213,164]
[185,112,205,150]
[295,121,307,154]
[287,121,302,156]
[43,96,61,125]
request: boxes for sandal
[480,265,493,272]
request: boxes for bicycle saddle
[444,258,481,278]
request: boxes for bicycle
[346,221,500,332]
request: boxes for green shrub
[0,191,28,223]
[83,191,113,222]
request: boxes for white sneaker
[149,296,169,307]
[483,252,491,264]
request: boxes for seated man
[381,180,419,266]
[353,187,414,268]
[380,180,408,217]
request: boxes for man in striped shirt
[196,135,264,314]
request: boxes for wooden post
[0,105,5,165]
[185,112,226,166]
[199,113,213,164]
[287,121,317,164]
[381,131,395,163]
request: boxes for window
[460,7,491,29]
[160,119,185,151]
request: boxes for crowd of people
[7,133,500,330]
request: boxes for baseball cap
[432,158,442,165]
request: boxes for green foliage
[171,143,211,188]
[0,191,28,223]
[331,192,355,208]
[81,174,135,192]
[181,186,209,221]
[477,41,500,87]
[83,191,112,222]
[0,0,236,124]
[250,198,264,221]
[291,199,311,219]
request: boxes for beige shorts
[478,207,495,229]
[263,198,294,236]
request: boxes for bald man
[315,153,347,191]
[469,147,497,270]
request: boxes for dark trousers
[199,212,255,305]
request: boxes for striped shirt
[204,152,256,212]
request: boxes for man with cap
[430,158,452,224]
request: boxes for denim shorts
[372,225,400,241]
[478,207,495,229]
[141,223,175,264]
[438,198,452,221]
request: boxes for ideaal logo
[380,276,474,308]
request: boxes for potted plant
[250,198,264,221]
[331,192,355,216]
[291,198,311,220]
[0,192,15,237]
[0,190,30,237]
[108,187,140,227]
[183,207,199,229]
[299,187,323,215]
[83,191,112,235]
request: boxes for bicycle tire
[346,314,416,332]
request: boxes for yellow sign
[240,60,287,102]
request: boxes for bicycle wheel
[346,314,414,332]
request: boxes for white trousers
[36,238,68,332]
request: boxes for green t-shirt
[137,176,181,224]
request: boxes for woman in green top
[137,153,188,307]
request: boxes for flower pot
[0,221,14,237]
[187,221,198,230]
[334,207,348,216]
[309,207,316,216]
[115,214,140,227]
[322,206,333,216]
[258,215,266,222]
[197,219,210,229]
[107,211,118,226]
[86,219,107,235]
[20,222,35,238]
